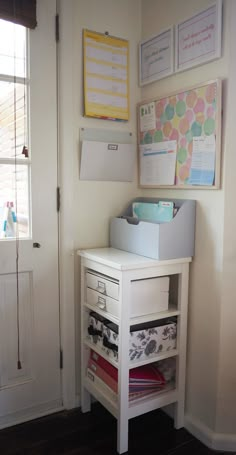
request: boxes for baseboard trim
[212,432,236,452]
[75,394,81,407]
[0,400,64,430]
[185,414,236,452]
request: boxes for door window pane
[0,19,26,78]
[0,164,29,238]
[0,20,30,240]
[0,81,28,159]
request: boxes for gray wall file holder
[110,197,196,260]
[79,128,135,182]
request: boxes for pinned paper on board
[139,140,177,186]
[189,135,216,185]
[140,102,156,132]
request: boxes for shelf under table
[85,373,177,421]
[84,302,180,327]
[84,339,178,369]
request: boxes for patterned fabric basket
[102,317,177,362]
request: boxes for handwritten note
[140,28,173,85]
[176,2,221,71]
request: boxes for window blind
[0,0,36,29]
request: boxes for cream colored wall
[59,0,142,397]
[141,0,229,432]
[59,0,235,437]
[72,0,142,250]
[215,0,236,434]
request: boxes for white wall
[216,0,236,436]
[59,0,142,398]
[72,0,142,251]
[59,0,236,446]
[141,0,236,442]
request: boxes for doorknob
[33,242,41,248]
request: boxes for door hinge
[57,187,61,212]
[60,348,63,369]
[55,14,59,42]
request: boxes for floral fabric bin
[102,317,177,362]
[87,311,109,349]
[102,321,119,361]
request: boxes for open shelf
[85,370,177,421]
[84,338,178,369]
[84,376,118,419]
[128,382,177,419]
[130,303,180,325]
[84,302,119,325]
[84,339,118,367]
[129,349,178,368]
[84,302,180,327]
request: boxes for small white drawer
[86,270,119,300]
[86,287,119,317]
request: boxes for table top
[78,247,192,271]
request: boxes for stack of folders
[132,201,174,223]
[129,365,165,401]
[87,350,166,402]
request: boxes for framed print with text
[139,27,174,86]
[175,0,222,72]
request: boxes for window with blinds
[0,18,30,238]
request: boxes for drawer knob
[97,296,106,311]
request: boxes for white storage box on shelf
[102,317,177,363]
[110,197,196,260]
[86,270,169,318]
[131,276,169,316]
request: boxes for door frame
[58,0,77,409]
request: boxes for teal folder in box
[132,201,174,223]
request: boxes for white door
[0,0,62,427]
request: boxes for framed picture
[139,27,174,86]
[175,0,222,72]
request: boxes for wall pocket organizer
[79,128,135,182]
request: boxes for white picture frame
[139,27,174,86]
[175,0,222,72]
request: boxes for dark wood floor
[0,403,233,455]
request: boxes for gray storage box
[110,198,196,260]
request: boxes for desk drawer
[86,271,119,300]
[86,288,119,317]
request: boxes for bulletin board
[138,79,222,189]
